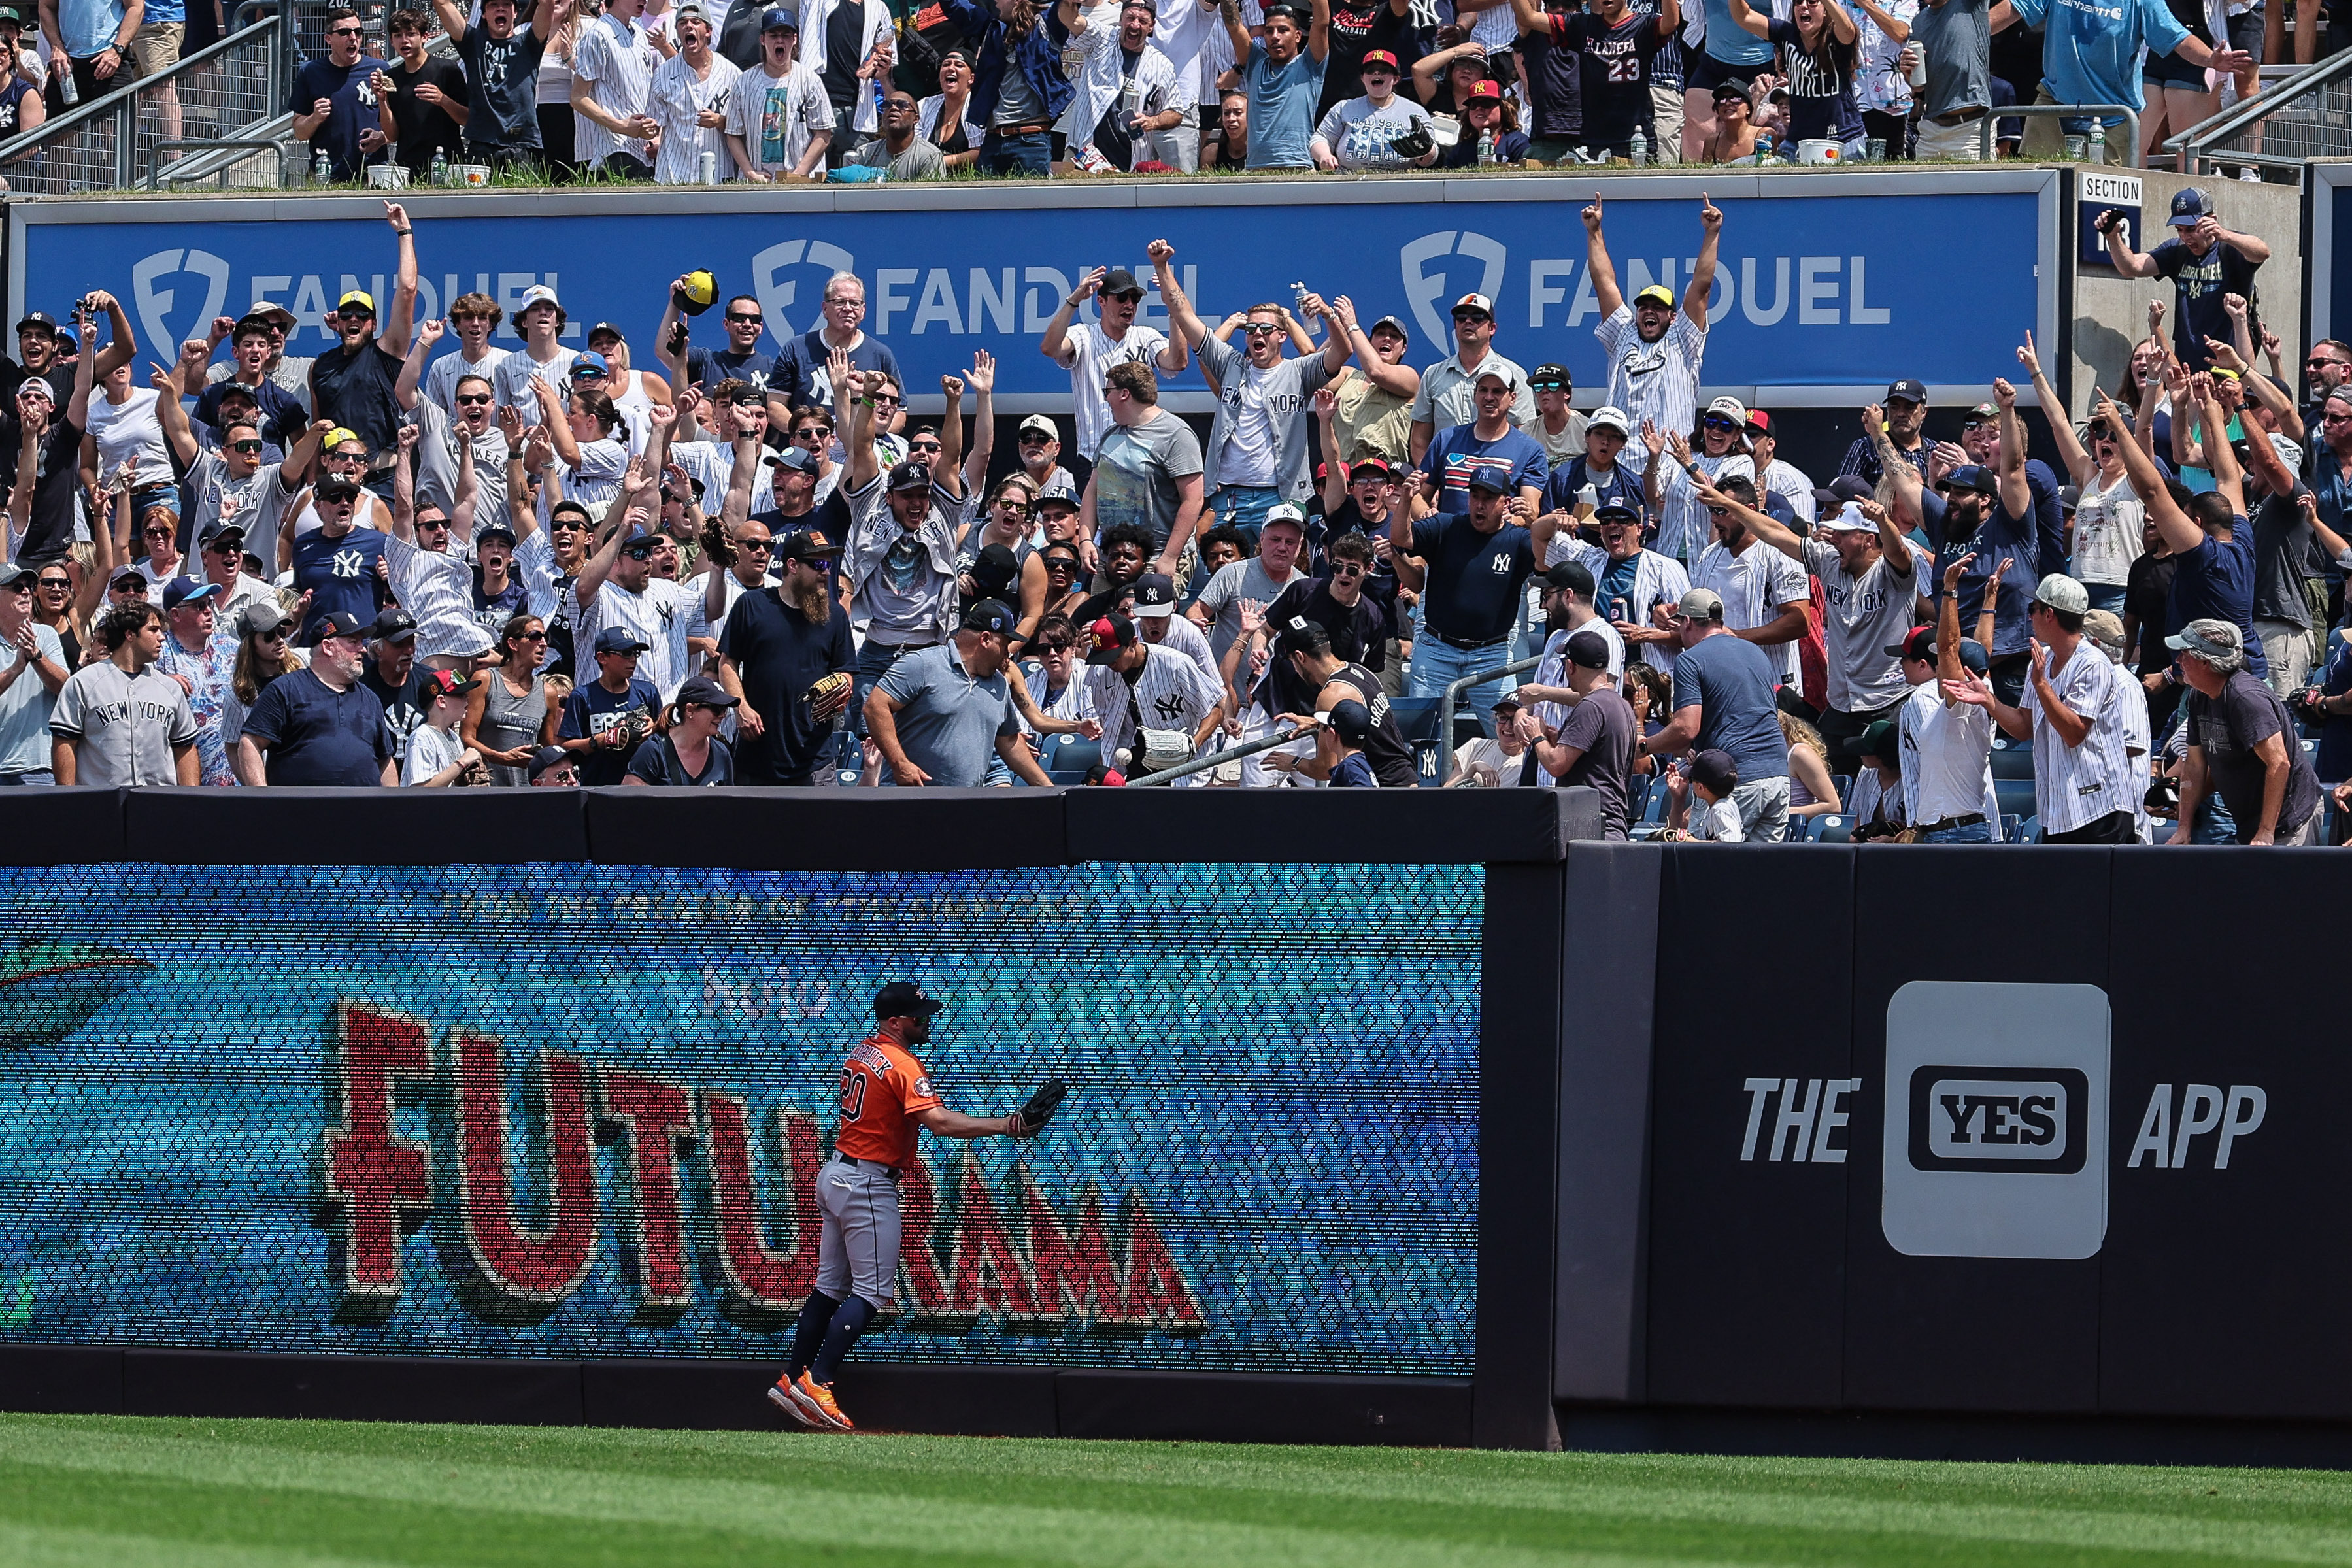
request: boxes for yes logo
[1399,231,1505,349]
[750,239,858,343]
[132,249,229,365]
[1881,981,2109,1260]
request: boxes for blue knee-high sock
[811,1295,877,1385]
[785,1290,840,1380]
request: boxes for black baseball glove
[1012,1078,1069,1135]
[1390,127,1434,161]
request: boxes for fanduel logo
[751,238,856,341]
[1881,981,2108,1259]
[131,248,229,361]
[1399,231,1504,349]
[1909,1067,2087,1175]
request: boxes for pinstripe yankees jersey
[1597,303,1705,478]
[1083,642,1225,764]
[2023,642,2135,834]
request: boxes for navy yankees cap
[962,598,1017,636]
[873,980,944,1019]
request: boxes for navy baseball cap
[962,598,1017,636]
[760,4,798,28]
[887,458,933,493]
[369,606,417,643]
[1941,463,1998,496]
[1465,469,1513,497]
[1885,378,1927,405]
[1326,698,1373,748]
[594,626,649,655]
[774,445,818,476]
[1541,559,1597,597]
[2169,186,2215,227]
[675,672,739,709]
[873,980,943,1019]
[773,529,839,563]
[307,610,370,643]
[161,575,222,612]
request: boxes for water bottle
[1477,129,1495,165]
[2087,119,2106,162]
[429,148,448,186]
[1629,125,1647,167]
[313,147,333,184]
[1291,280,1309,312]
[1754,131,1775,165]
[699,148,718,184]
[58,65,77,106]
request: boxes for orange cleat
[794,1370,854,1431]
[767,1379,821,1427]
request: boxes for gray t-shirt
[873,641,1020,787]
[186,450,299,549]
[1093,412,1205,554]
[48,658,198,786]
[413,397,512,525]
[850,134,947,180]
[1193,556,1309,665]
[1195,333,1334,503]
[1916,0,1991,120]
[0,621,65,775]
[1801,537,1924,715]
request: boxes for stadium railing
[2164,48,2352,185]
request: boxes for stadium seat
[836,768,862,786]
[1786,814,1819,842]
[1994,777,2037,820]
[2000,813,2023,843]
[1049,769,1094,786]
[1388,698,1442,742]
[1049,734,1102,775]
[1989,737,2035,780]
[1814,814,1852,844]
[2019,816,2043,843]
[1643,782,1670,823]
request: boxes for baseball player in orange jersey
[769,979,1066,1431]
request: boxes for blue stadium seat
[1786,814,1819,842]
[836,768,862,786]
[1994,777,2037,820]
[1814,814,1852,844]
[1989,737,2035,780]
[1643,781,1670,823]
[1629,774,1654,818]
[2000,813,2023,843]
[2019,816,2043,843]
[1048,734,1102,775]
[1388,698,1442,743]
[1049,769,1094,786]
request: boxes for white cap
[1586,404,1631,437]
[1818,502,1873,532]
[1018,414,1058,439]
[1705,393,1750,426]
[1264,502,1308,529]
[517,283,563,314]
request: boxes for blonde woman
[1779,709,1843,819]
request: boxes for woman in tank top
[462,612,558,785]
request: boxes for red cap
[1468,80,1503,101]
[1362,48,1398,69]
[1747,409,1773,435]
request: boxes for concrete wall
[2066,167,2304,425]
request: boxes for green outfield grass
[4,1411,2352,1567]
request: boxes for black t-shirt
[2186,669,2320,841]
[824,0,867,113]
[288,56,394,178]
[561,675,662,786]
[715,0,769,67]
[1267,576,1389,671]
[0,414,85,563]
[626,732,737,785]
[1410,511,1536,644]
[718,584,856,780]
[2125,550,2177,675]
[360,662,431,761]
[0,361,73,406]
[1768,15,1862,143]
[1522,11,1586,141]
[309,341,406,457]
[241,667,393,785]
[2153,238,2262,372]
[1320,0,1419,117]
[386,55,471,175]
[2249,484,2319,627]
[456,24,548,150]
[1317,499,1402,621]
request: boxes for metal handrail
[146,137,296,190]
[2163,47,2352,175]
[2,13,286,183]
[1979,103,2142,169]
[1436,654,1545,765]
[1127,720,1316,786]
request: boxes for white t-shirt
[1066,322,1173,461]
[1313,95,1434,170]
[2070,468,2145,588]
[1687,792,1744,840]
[87,388,170,480]
[1214,362,1281,490]
[403,719,468,785]
[1154,0,1224,105]
[1899,676,1995,829]
[1453,733,1531,786]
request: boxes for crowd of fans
[2,180,2347,848]
[21,0,2330,174]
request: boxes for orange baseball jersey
[833,1035,943,1168]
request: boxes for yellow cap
[337,290,377,313]
[1634,284,1675,309]
[326,427,361,451]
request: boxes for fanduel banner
[8,172,2057,407]
[0,862,1479,1375]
